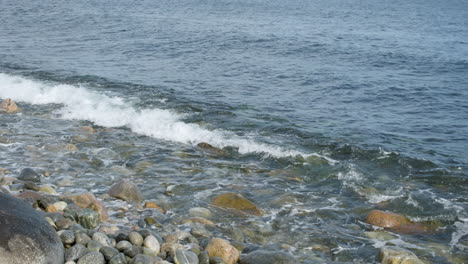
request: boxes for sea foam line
[0,73,329,160]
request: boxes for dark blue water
[1,0,468,262]
[1,0,467,165]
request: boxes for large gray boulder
[0,192,64,264]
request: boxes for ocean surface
[1,0,467,262]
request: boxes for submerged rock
[0,192,64,264]
[205,238,239,264]
[189,207,212,219]
[366,210,436,234]
[379,246,424,264]
[239,250,296,264]
[108,179,143,203]
[196,142,227,156]
[212,193,262,216]
[0,98,19,113]
[144,201,164,213]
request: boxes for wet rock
[144,201,165,213]
[129,231,144,247]
[108,179,143,203]
[365,231,398,241]
[379,246,424,264]
[77,251,105,264]
[367,210,412,228]
[77,209,100,229]
[174,249,199,264]
[109,253,128,264]
[205,238,240,264]
[100,246,120,261]
[0,98,19,113]
[189,207,212,219]
[224,226,244,242]
[67,193,109,221]
[18,168,41,182]
[143,235,160,255]
[130,254,154,264]
[39,185,57,195]
[65,244,89,262]
[183,217,215,226]
[196,142,227,156]
[191,224,212,238]
[0,192,64,264]
[24,181,40,191]
[134,161,153,173]
[366,210,434,234]
[80,126,96,134]
[211,193,262,216]
[65,143,78,152]
[60,230,76,244]
[239,250,296,264]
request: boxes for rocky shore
[0,98,442,263]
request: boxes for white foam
[0,73,320,158]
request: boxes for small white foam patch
[0,73,322,159]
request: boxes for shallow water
[1,0,468,262]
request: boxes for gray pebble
[75,231,92,245]
[124,245,141,258]
[191,224,211,238]
[87,240,103,252]
[65,244,89,262]
[129,231,144,247]
[93,232,112,247]
[100,246,120,261]
[115,233,128,243]
[198,251,209,264]
[116,240,133,251]
[109,253,128,264]
[77,251,105,264]
[61,230,76,244]
[129,254,154,264]
[174,249,199,264]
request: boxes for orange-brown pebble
[144,201,165,213]
[46,205,58,213]
[366,210,412,228]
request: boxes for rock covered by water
[211,193,262,216]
